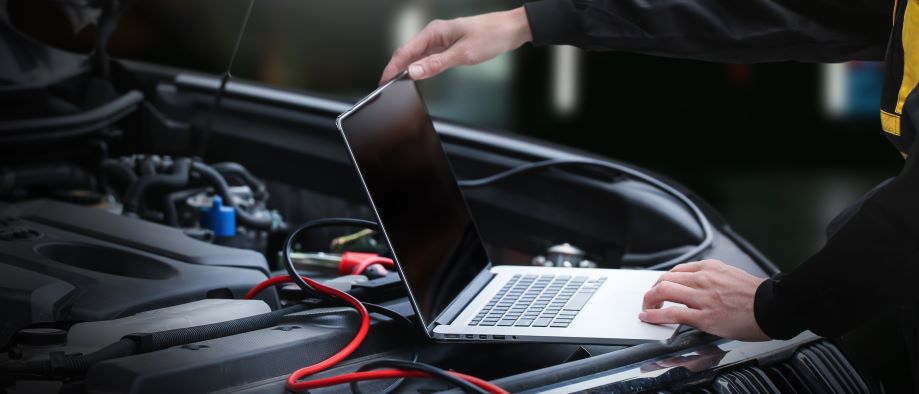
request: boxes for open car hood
[0,0,91,89]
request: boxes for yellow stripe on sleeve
[881,110,902,136]
[896,0,919,113]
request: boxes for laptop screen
[337,76,490,328]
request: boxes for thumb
[408,51,462,80]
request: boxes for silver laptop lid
[336,73,491,332]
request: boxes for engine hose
[212,162,269,200]
[122,158,192,214]
[191,161,277,231]
[0,163,95,195]
[139,156,157,176]
[0,303,308,378]
[100,159,138,189]
[133,303,307,352]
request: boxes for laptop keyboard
[468,274,606,328]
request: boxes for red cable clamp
[338,251,395,275]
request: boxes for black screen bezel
[334,72,491,334]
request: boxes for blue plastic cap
[200,195,236,237]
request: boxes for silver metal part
[532,243,596,268]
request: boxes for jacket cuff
[524,0,585,46]
[754,277,808,340]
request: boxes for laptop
[335,72,679,344]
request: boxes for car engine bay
[0,1,878,392]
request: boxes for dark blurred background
[7,0,910,389]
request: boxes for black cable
[362,303,418,341]
[281,218,380,301]
[277,218,424,394]
[275,219,428,393]
[352,359,489,394]
[457,158,714,270]
[354,303,421,394]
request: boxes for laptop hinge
[431,265,495,331]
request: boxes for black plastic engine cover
[0,199,271,346]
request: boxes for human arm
[381,0,892,83]
[525,0,890,63]
[753,98,919,339]
[379,7,532,83]
[642,96,919,340]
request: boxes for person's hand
[379,6,532,84]
[639,259,771,341]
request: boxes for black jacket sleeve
[755,92,919,339]
[523,0,891,63]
